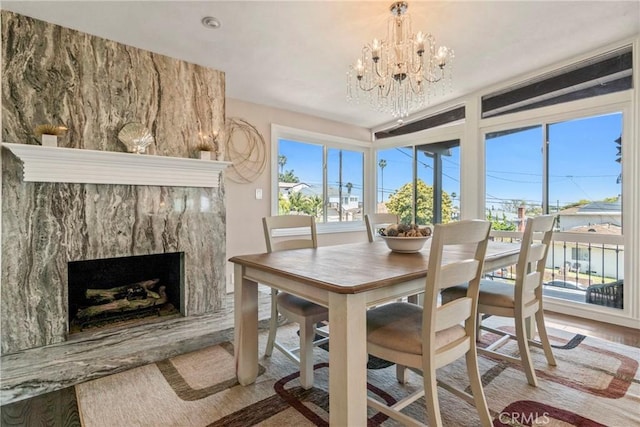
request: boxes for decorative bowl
[380,235,430,253]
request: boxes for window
[572,247,590,261]
[376,140,460,225]
[485,112,622,230]
[273,126,367,228]
[484,112,624,309]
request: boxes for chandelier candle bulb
[372,39,382,60]
[356,59,364,78]
[416,31,425,55]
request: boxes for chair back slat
[436,297,473,332]
[438,260,480,290]
[521,271,541,305]
[526,243,546,264]
[262,215,317,253]
[272,239,315,252]
[522,271,541,294]
[439,220,492,245]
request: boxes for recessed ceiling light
[201,16,221,29]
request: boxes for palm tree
[278,155,287,176]
[378,159,387,202]
[614,136,621,184]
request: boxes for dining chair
[441,215,557,387]
[262,215,329,390]
[365,212,400,242]
[366,219,492,427]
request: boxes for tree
[278,192,290,215]
[614,135,621,184]
[486,210,516,231]
[378,159,387,202]
[277,154,300,183]
[501,199,527,214]
[287,191,323,218]
[385,179,453,224]
[279,170,299,183]
[278,155,287,175]
[501,199,542,216]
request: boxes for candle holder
[34,124,68,147]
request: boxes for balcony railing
[487,230,624,309]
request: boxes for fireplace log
[77,285,167,319]
[85,279,160,304]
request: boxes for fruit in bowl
[378,224,432,253]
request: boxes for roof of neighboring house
[279,182,309,192]
[567,223,622,235]
[558,199,621,215]
[299,185,358,199]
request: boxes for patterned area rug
[75,317,640,426]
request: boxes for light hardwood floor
[545,312,639,347]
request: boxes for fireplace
[68,252,184,334]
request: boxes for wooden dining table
[230,239,520,426]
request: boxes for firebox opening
[68,252,184,335]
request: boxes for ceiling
[2,1,639,130]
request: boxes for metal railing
[487,230,624,309]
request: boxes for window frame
[271,124,371,234]
[480,91,631,216]
[479,90,634,322]
[371,122,465,221]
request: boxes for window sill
[272,221,365,237]
[317,221,366,234]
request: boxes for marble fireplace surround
[1,10,237,404]
[1,142,231,345]
[0,144,244,404]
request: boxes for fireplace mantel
[2,142,231,188]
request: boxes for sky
[278,111,622,212]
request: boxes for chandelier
[347,1,454,118]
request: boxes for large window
[376,140,460,225]
[484,112,624,309]
[485,112,622,229]
[274,127,366,226]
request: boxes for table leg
[234,264,259,386]
[328,292,367,426]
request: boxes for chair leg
[466,347,492,427]
[265,289,278,357]
[423,360,442,427]
[299,318,315,389]
[515,314,538,387]
[535,310,557,367]
[396,364,408,384]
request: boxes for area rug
[75,317,640,426]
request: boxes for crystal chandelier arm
[357,78,378,92]
[380,79,393,97]
[408,73,424,95]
